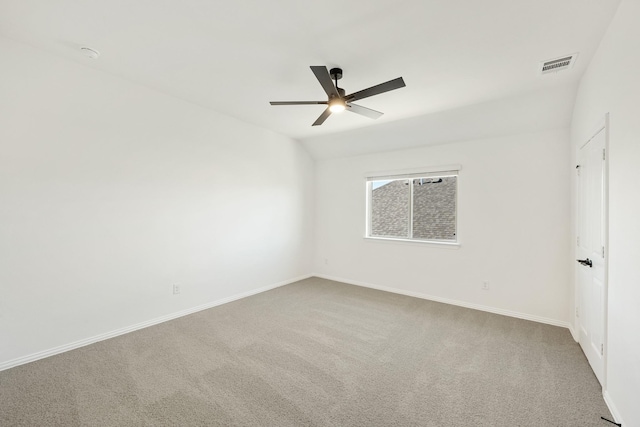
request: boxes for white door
[576,125,607,385]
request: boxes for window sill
[363,236,461,249]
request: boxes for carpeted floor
[0,277,612,426]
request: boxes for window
[366,170,458,243]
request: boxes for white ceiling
[303,84,578,159]
[0,0,620,144]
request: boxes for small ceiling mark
[80,47,100,59]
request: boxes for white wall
[571,0,640,424]
[0,36,314,367]
[313,129,571,324]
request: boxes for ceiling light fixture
[328,97,346,113]
[270,66,406,126]
[80,47,100,59]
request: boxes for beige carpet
[0,277,612,426]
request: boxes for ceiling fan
[270,66,406,126]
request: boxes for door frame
[574,112,609,388]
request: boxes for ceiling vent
[540,53,578,74]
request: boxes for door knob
[577,258,593,267]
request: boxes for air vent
[540,53,578,74]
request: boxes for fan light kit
[270,66,406,126]
[328,98,346,113]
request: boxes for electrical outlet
[482,281,490,291]
[173,284,181,295]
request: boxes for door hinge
[577,236,580,246]
[601,343,604,356]
[603,149,606,160]
[602,246,605,258]
[575,307,579,318]
[576,165,581,175]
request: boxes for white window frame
[364,165,461,247]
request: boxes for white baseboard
[313,273,572,331]
[568,323,579,342]
[603,390,625,426]
[0,274,312,372]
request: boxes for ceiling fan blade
[346,77,406,102]
[270,101,328,105]
[310,66,339,98]
[312,107,332,126]
[346,103,384,119]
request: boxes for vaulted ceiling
[0,0,621,150]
